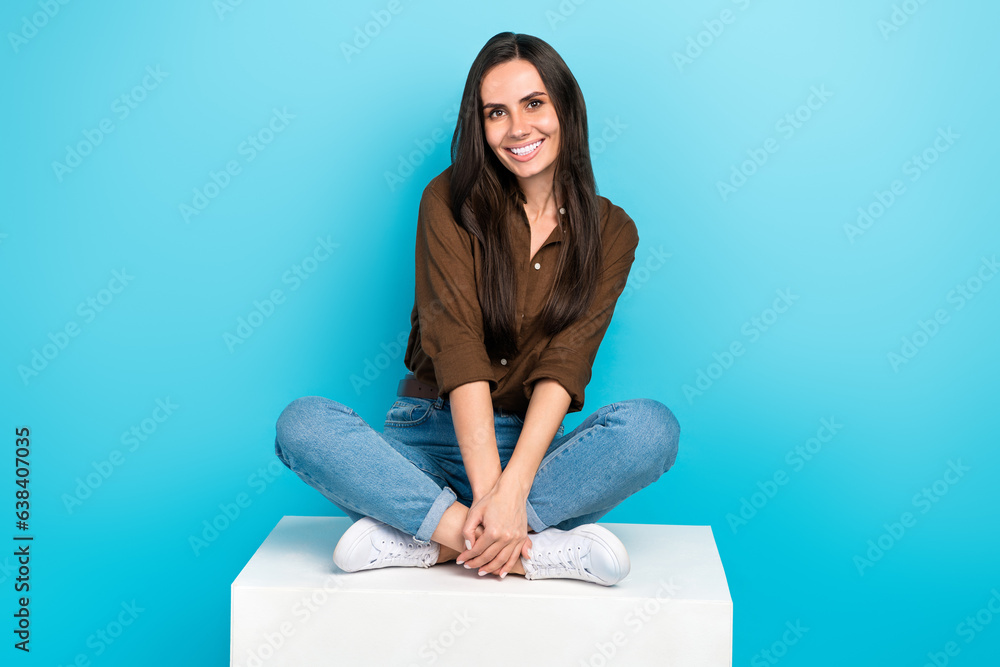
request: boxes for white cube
[231,516,732,666]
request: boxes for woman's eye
[488,109,504,119]
[528,100,541,109]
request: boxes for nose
[508,109,529,139]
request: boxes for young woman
[274,32,679,586]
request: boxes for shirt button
[534,262,540,270]
[500,358,507,365]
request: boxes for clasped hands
[456,473,533,579]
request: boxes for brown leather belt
[397,372,439,399]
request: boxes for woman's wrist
[470,467,502,500]
[497,464,533,499]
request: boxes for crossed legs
[274,395,679,581]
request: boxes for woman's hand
[458,475,532,578]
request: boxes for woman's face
[480,59,560,189]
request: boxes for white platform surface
[232,516,732,666]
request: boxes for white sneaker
[333,517,440,572]
[521,524,630,586]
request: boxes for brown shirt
[403,165,639,415]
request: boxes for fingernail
[463,564,471,569]
[465,540,472,550]
[478,570,487,576]
[500,572,507,579]
[455,559,464,565]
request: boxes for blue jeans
[274,394,679,545]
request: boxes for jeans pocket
[384,397,435,427]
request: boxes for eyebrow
[482,91,548,111]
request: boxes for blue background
[3,1,998,665]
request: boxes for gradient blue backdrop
[3,1,998,665]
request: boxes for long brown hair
[449,32,602,361]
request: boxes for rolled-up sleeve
[414,184,497,396]
[521,211,639,412]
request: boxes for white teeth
[509,140,541,156]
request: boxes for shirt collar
[516,205,565,246]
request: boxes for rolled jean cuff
[525,498,548,533]
[414,486,458,544]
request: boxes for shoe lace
[529,543,588,578]
[373,536,422,566]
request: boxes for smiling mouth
[506,139,543,157]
